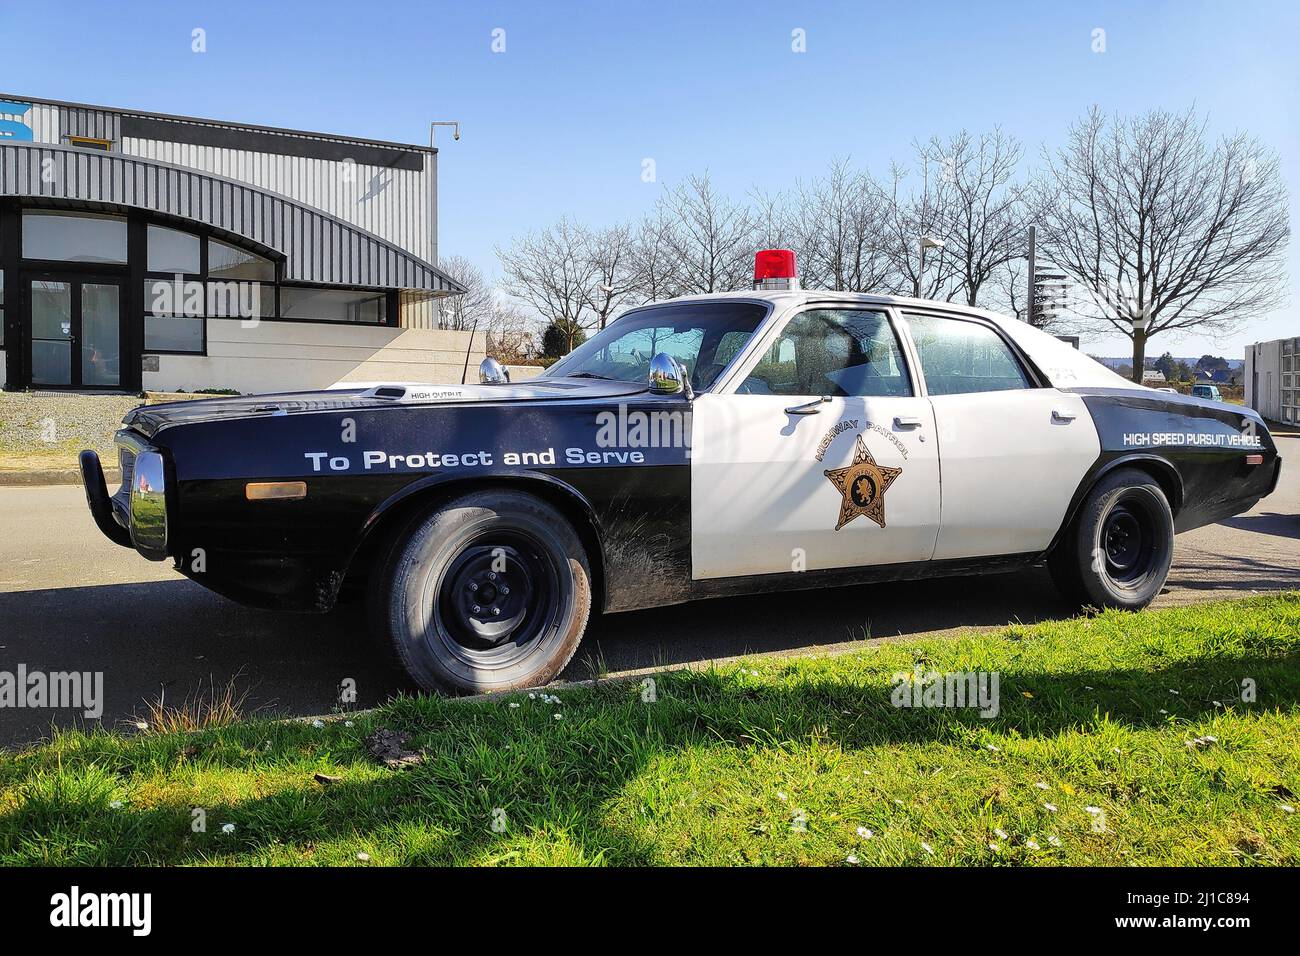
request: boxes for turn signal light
[246,481,308,501]
[1244,454,1264,466]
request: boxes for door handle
[893,415,924,429]
[784,396,830,416]
[1051,409,1077,423]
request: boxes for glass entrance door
[28,277,123,388]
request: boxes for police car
[80,250,1282,694]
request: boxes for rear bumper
[79,450,132,549]
[80,432,171,561]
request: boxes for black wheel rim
[431,530,562,670]
[1101,498,1158,586]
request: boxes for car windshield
[545,302,768,390]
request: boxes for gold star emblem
[823,435,902,530]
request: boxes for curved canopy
[0,142,463,295]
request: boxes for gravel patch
[0,392,142,458]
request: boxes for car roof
[643,289,1018,329]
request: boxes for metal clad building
[0,93,474,394]
[1245,335,1299,425]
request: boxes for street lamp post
[915,236,945,297]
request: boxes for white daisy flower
[1047,835,1061,847]
[109,800,123,809]
[1281,805,1295,814]
[356,852,370,862]
[989,842,1001,853]
[777,791,788,802]
[857,827,873,839]
[921,842,934,855]
[344,720,354,727]
[1084,806,1102,815]
[311,719,325,729]
[1026,839,1041,850]
[846,854,859,864]
[1043,803,1058,812]
[994,828,1008,840]
[1034,781,1049,790]
[509,702,520,709]
[221,823,236,834]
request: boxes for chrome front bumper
[80,431,170,561]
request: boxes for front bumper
[80,431,170,561]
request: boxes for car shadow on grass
[5,638,1296,866]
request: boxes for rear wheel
[371,490,592,694]
[1048,467,1174,610]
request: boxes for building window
[209,238,275,282]
[279,286,388,324]
[144,315,204,354]
[207,281,276,318]
[144,276,206,354]
[22,210,128,264]
[147,224,201,274]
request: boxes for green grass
[3,594,1299,866]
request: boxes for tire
[371,490,592,694]
[1048,467,1174,610]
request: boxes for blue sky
[3,0,1298,357]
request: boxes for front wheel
[1048,467,1174,610]
[372,490,592,694]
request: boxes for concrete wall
[143,321,484,394]
[1245,339,1284,422]
[505,364,545,381]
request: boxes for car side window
[737,309,913,397]
[904,314,1031,396]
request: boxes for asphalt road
[2,437,1296,748]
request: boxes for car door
[691,305,941,579]
[900,311,1100,561]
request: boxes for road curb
[0,469,117,487]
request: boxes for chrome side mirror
[479,357,510,385]
[648,352,692,398]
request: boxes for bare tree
[630,211,686,303]
[1037,107,1289,381]
[497,218,599,351]
[877,158,960,299]
[659,173,755,294]
[583,224,639,330]
[484,298,539,364]
[789,158,893,292]
[921,129,1033,308]
[437,254,494,331]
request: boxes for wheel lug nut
[471,604,481,614]
[488,572,498,581]
[500,586,510,595]
[491,607,501,616]
[468,582,478,592]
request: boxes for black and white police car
[81,250,1282,693]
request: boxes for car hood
[123,377,647,438]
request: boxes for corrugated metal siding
[28,103,60,144]
[120,136,436,262]
[60,107,120,142]
[0,142,461,295]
